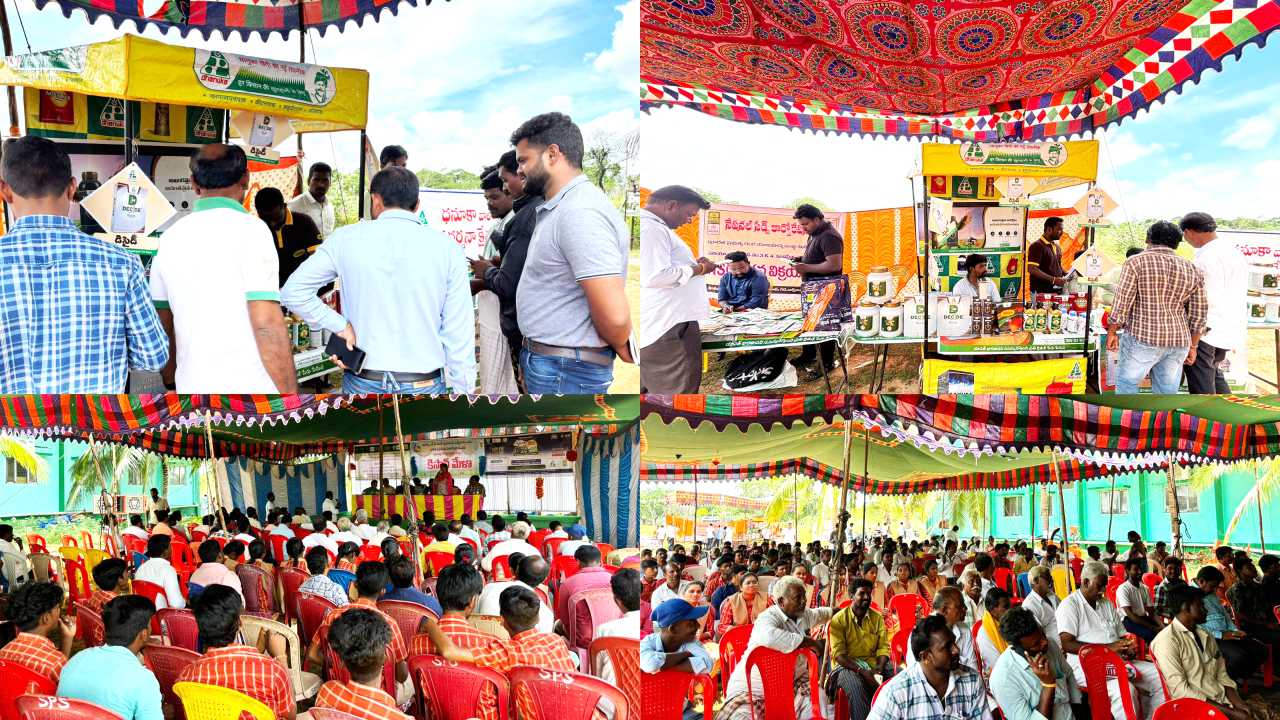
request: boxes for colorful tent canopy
[0,35,369,132]
[34,0,441,40]
[640,0,1280,140]
[0,394,639,461]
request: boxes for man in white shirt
[287,163,336,238]
[1115,559,1161,644]
[331,517,362,547]
[650,562,684,607]
[594,569,642,684]
[456,516,483,551]
[485,516,512,545]
[1022,566,1062,650]
[321,491,337,515]
[0,524,32,589]
[264,492,277,514]
[546,521,569,540]
[474,553,554,633]
[122,515,150,541]
[301,518,339,556]
[1181,212,1247,394]
[953,253,1002,302]
[474,512,494,536]
[560,526,591,557]
[150,144,297,394]
[134,535,185,609]
[481,520,538,573]
[352,511,378,541]
[639,186,715,394]
[906,587,978,673]
[1056,561,1161,720]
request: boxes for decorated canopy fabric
[0,394,639,461]
[0,35,370,132]
[640,0,1280,140]
[34,0,441,40]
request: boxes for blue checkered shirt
[0,214,169,392]
[867,663,991,720]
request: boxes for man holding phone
[282,166,476,394]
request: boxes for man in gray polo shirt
[510,112,632,394]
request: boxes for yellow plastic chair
[83,548,111,575]
[58,546,86,567]
[1050,564,1074,600]
[173,682,275,720]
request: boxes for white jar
[880,301,903,338]
[855,301,880,338]
[1249,293,1268,323]
[1267,297,1280,323]
[865,266,895,305]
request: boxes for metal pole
[693,470,699,544]
[0,1,19,137]
[826,411,855,608]
[123,101,134,166]
[391,394,423,585]
[1256,463,1266,552]
[357,130,367,219]
[1051,453,1073,592]
[792,472,798,545]
[202,413,224,527]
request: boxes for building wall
[0,439,202,518]
[940,468,1278,552]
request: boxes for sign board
[699,203,847,302]
[80,162,175,252]
[484,433,572,474]
[922,356,1086,393]
[231,110,293,165]
[354,438,483,480]
[1222,230,1280,270]
[923,141,1099,180]
[1074,187,1118,224]
[417,189,494,260]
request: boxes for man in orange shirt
[315,609,413,720]
[0,582,74,683]
[306,560,411,705]
[502,585,587,720]
[177,584,295,718]
[85,558,129,614]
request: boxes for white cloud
[1222,110,1279,150]
[1103,159,1280,219]
[588,0,639,94]
[1100,132,1164,167]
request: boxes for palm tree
[68,445,208,512]
[0,434,49,481]
[1187,458,1279,548]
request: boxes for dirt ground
[698,344,922,394]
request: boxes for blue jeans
[342,371,446,395]
[520,348,613,394]
[1115,334,1185,394]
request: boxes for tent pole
[86,433,125,559]
[1256,463,1266,552]
[357,130,367,219]
[1051,452,1073,591]
[859,427,870,544]
[693,470,699,544]
[826,409,856,608]
[1168,463,1183,558]
[792,472,798,545]
[390,393,423,585]
[1106,473,1117,543]
[202,412,225,526]
[377,396,386,517]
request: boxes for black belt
[353,369,442,382]
[522,339,614,367]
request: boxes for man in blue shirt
[382,555,442,616]
[710,565,747,616]
[718,251,771,312]
[0,136,168,392]
[282,166,475,394]
[640,598,713,674]
[57,595,163,720]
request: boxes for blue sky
[13,0,639,172]
[641,41,1280,220]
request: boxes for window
[1002,496,1024,518]
[1100,489,1129,515]
[1175,484,1200,513]
[4,457,33,484]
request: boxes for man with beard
[510,112,631,394]
[790,204,843,380]
[471,150,540,386]
[866,614,987,720]
[288,162,335,238]
[1027,217,1067,294]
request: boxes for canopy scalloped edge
[639,0,1280,142]
[31,0,440,41]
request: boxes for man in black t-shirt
[791,203,844,378]
[1027,216,1067,294]
[254,187,323,288]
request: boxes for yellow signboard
[922,356,1086,394]
[0,35,368,132]
[922,140,1098,181]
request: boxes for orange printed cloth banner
[352,494,482,521]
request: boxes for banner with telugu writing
[417,188,494,260]
[1224,229,1280,270]
[699,203,847,305]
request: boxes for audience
[828,578,891,720]
[1193,565,1267,681]
[299,545,351,607]
[189,538,244,601]
[0,581,73,682]
[382,555,443,616]
[57,595,163,720]
[134,534,185,609]
[85,558,129,613]
[989,607,1081,720]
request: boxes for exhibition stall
[0,34,371,384]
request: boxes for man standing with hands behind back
[1181,211,1247,394]
[640,185,714,394]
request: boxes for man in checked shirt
[1107,220,1208,394]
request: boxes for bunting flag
[577,424,640,548]
[222,456,347,515]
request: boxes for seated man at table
[718,251,770,312]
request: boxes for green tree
[788,197,829,212]
[68,446,208,512]
[1187,458,1279,547]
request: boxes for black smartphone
[324,334,367,373]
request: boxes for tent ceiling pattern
[33,0,446,40]
[640,0,1280,139]
[0,394,639,461]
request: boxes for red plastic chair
[408,654,511,720]
[14,695,122,720]
[544,537,567,561]
[596,543,615,559]
[1151,650,1172,701]
[323,644,397,697]
[122,535,147,557]
[297,592,338,652]
[424,551,454,576]
[1105,575,1126,604]
[889,626,910,667]
[278,568,310,625]
[169,543,197,575]
[142,644,200,720]
[0,660,57,720]
[308,709,363,720]
[378,600,437,644]
[61,535,78,548]
[75,604,105,648]
[63,558,91,607]
[744,646,821,720]
[267,534,287,564]
[463,537,480,556]
[642,671,714,720]
[360,544,382,562]
[189,529,208,544]
[719,623,753,684]
[130,578,169,632]
[508,666,629,720]
[490,555,514,581]
[1141,573,1161,601]
[79,531,95,550]
[565,587,623,658]
[156,608,200,652]
[993,567,1016,596]
[1079,645,1139,720]
[1151,698,1226,720]
[100,533,119,559]
[886,593,929,635]
[587,637,639,713]
[551,556,581,588]
[527,531,548,553]
[25,535,47,553]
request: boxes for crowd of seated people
[642,532,1280,720]
[0,495,642,720]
